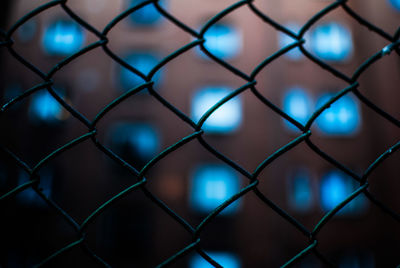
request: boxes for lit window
[199,23,241,59]
[119,52,162,92]
[388,0,400,11]
[320,171,366,214]
[42,19,85,56]
[29,90,65,124]
[190,252,240,268]
[190,165,241,215]
[108,122,160,168]
[311,22,353,61]
[128,0,166,25]
[282,87,313,131]
[288,170,313,212]
[191,86,242,133]
[278,22,303,60]
[18,19,37,42]
[316,93,361,135]
[17,170,52,207]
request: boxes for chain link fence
[0,0,399,267]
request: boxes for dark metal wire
[0,0,399,267]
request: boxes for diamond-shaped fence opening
[0,0,399,267]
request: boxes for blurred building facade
[0,0,399,267]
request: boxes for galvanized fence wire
[0,0,399,266]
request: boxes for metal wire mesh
[0,0,399,267]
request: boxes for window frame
[310,21,353,62]
[41,18,85,56]
[196,22,242,60]
[189,164,242,215]
[191,86,243,134]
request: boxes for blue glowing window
[288,171,313,212]
[109,122,160,167]
[199,23,241,59]
[190,165,241,215]
[192,86,242,133]
[190,252,240,268]
[316,94,361,135]
[119,52,161,92]
[29,90,64,124]
[17,170,52,207]
[320,171,366,214]
[278,23,303,60]
[311,22,353,61]
[388,0,400,11]
[283,88,313,130]
[129,0,166,25]
[42,20,85,56]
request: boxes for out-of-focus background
[0,0,399,267]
